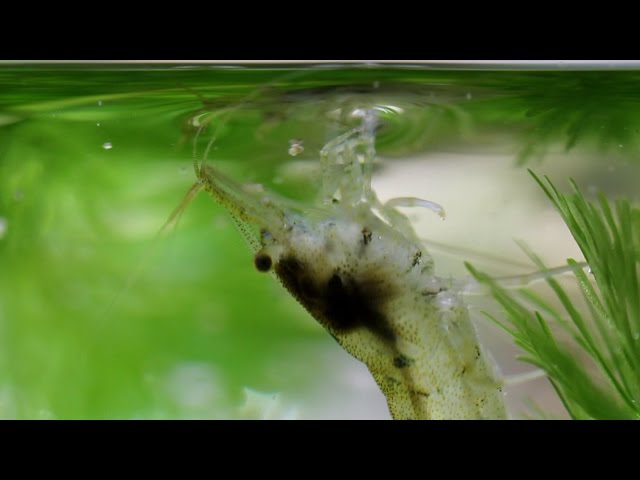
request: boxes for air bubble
[102,142,113,150]
[288,139,304,156]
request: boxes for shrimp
[174,108,507,420]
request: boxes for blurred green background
[1,64,640,419]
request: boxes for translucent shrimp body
[188,111,507,420]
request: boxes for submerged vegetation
[468,172,640,419]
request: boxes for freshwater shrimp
[168,105,511,420]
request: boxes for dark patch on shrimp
[385,375,401,385]
[362,228,372,245]
[393,355,414,369]
[275,255,396,342]
[411,389,430,399]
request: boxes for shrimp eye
[254,252,273,272]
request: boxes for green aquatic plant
[511,74,640,164]
[467,171,640,419]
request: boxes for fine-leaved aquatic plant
[467,171,640,419]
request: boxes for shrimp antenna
[158,179,206,236]
[99,175,207,324]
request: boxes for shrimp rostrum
[177,109,507,420]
